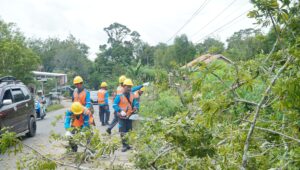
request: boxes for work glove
[120,111,126,117]
[143,82,150,86]
[65,131,72,137]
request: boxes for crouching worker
[113,79,139,152]
[64,102,94,152]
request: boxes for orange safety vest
[73,89,86,106]
[97,89,106,104]
[71,109,94,127]
[119,93,134,116]
[116,86,124,95]
[72,114,84,127]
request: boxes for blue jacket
[132,85,143,92]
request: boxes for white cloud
[0,0,257,60]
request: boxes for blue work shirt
[132,85,143,92]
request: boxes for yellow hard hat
[140,87,145,92]
[100,82,108,87]
[123,78,133,86]
[73,76,83,84]
[119,75,127,83]
[71,102,84,115]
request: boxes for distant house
[181,54,233,69]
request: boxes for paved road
[0,99,131,169]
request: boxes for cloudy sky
[0,0,257,60]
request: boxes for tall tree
[29,35,93,86]
[195,37,225,55]
[225,28,270,60]
[154,35,196,69]
[173,34,196,65]
[95,22,142,81]
[0,19,40,83]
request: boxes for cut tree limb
[255,126,300,143]
[23,143,90,170]
[240,56,291,170]
[234,98,258,106]
[149,146,175,169]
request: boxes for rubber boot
[120,133,128,152]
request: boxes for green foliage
[46,104,64,112]
[131,1,300,166]
[0,128,22,155]
[225,28,273,61]
[17,153,57,170]
[195,37,225,55]
[173,34,196,65]
[129,112,215,169]
[154,35,196,69]
[29,35,94,87]
[139,88,183,117]
[1,1,300,169]
[0,19,40,83]
[164,112,215,157]
[50,114,63,127]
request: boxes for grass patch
[47,104,64,112]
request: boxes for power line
[195,8,252,43]
[190,0,238,39]
[212,13,247,35]
[203,16,260,42]
[166,0,211,43]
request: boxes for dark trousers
[107,111,119,130]
[119,118,133,147]
[118,118,133,133]
[99,105,110,125]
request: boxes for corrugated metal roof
[181,54,233,69]
[32,71,67,77]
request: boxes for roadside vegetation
[0,0,299,169]
[46,104,65,112]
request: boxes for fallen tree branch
[255,126,300,143]
[109,155,116,167]
[77,136,92,169]
[249,146,275,158]
[147,144,157,155]
[234,98,258,106]
[210,71,225,84]
[241,56,291,170]
[264,39,279,63]
[23,143,89,170]
[222,80,247,95]
[262,96,279,108]
[149,146,175,169]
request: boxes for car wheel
[26,117,36,137]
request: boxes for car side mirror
[3,99,13,105]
